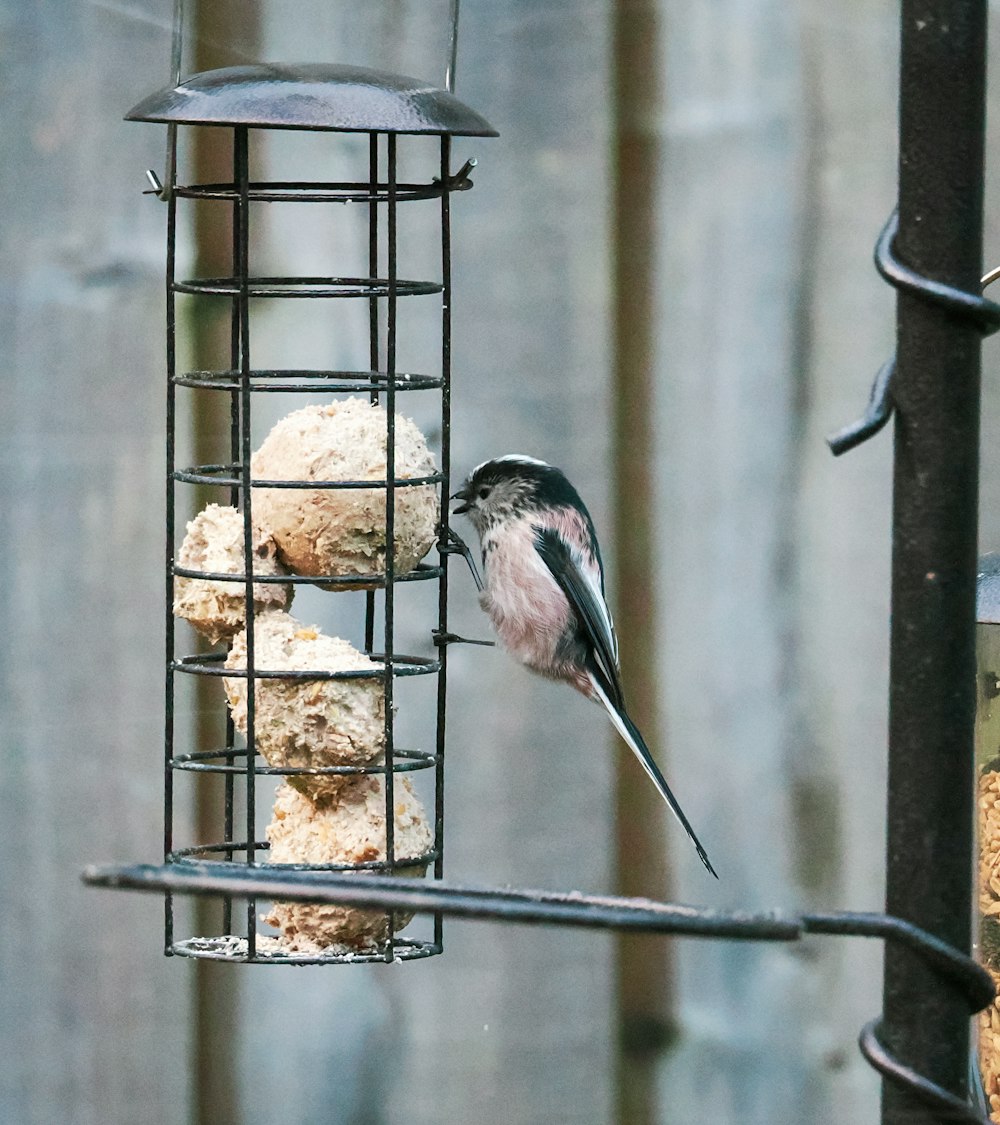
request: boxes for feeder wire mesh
[163,127,469,964]
[134,0,496,964]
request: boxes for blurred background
[4,1,1000,1122]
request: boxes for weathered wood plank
[0,2,192,1122]
[388,2,617,1120]
[221,3,617,1124]
[8,2,989,1122]
[648,0,900,1121]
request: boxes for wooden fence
[4,1,1000,1122]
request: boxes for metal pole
[882,2,987,1121]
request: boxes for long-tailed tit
[452,455,717,878]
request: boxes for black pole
[882,2,987,1122]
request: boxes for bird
[451,454,717,878]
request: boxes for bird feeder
[976,554,1000,1102]
[119,1,495,964]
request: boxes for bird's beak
[450,487,471,515]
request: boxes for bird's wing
[533,525,623,708]
[534,524,718,879]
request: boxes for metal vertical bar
[161,0,184,203]
[164,125,179,957]
[881,3,988,1121]
[445,0,460,93]
[220,129,245,940]
[366,133,379,655]
[170,0,184,84]
[234,125,257,957]
[434,134,452,951]
[383,133,398,962]
[229,164,243,509]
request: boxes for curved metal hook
[874,211,1000,331]
[858,1020,989,1124]
[827,358,896,456]
[828,209,1000,457]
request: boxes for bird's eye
[478,486,492,500]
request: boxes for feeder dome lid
[125,63,498,136]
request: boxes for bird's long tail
[589,674,718,879]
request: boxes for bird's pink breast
[480,518,571,674]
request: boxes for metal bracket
[827,210,1000,456]
[143,169,167,200]
[433,157,478,194]
[827,357,896,456]
[81,859,994,1121]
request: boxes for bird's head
[451,455,579,535]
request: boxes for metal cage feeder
[118,2,495,965]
